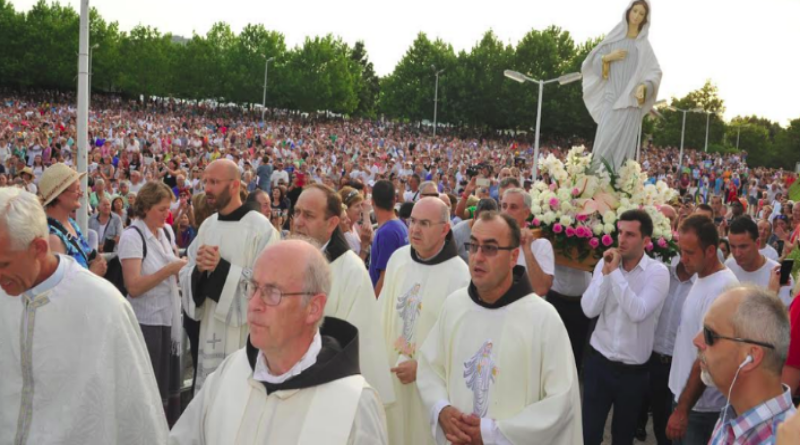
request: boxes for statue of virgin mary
[582,0,662,171]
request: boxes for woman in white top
[119,181,187,425]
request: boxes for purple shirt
[368,219,409,286]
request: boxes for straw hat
[19,167,34,178]
[38,163,86,206]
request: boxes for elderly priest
[170,240,388,445]
[0,187,168,444]
[417,212,582,445]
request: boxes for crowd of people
[2,89,800,445]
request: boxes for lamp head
[504,70,527,84]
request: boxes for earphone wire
[719,361,747,435]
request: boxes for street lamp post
[503,70,582,179]
[664,106,704,172]
[432,65,445,137]
[261,55,275,121]
[704,111,711,152]
[637,100,667,162]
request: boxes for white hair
[503,187,532,209]
[0,188,49,250]
[730,285,790,375]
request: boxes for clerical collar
[217,203,254,222]
[323,227,350,263]
[468,265,534,309]
[253,331,322,384]
[245,317,361,394]
[24,255,65,300]
[410,231,457,266]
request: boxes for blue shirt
[368,219,409,286]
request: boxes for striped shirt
[708,385,796,445]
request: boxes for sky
[14,0,800,126]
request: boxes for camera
[466,166,480,178]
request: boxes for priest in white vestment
[378,198,471,444]
[170,240,388,445]
[179,160,279,392]
[0,188,167,445]
[417,212,582,445]
[293,184,395,405]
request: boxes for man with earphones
[698,285,795,444]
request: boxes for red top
[786,295,800,370]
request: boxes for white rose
[593,223,604,235]
[603,223,615,235]
[560,215,573,226]
[603,210,617,225]
[560,201,573,213]
[531,205,542,215]
[543,211,556,224]
[664,231,673,241]
[653,228,663,239]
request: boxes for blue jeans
[671,402,721,445]
[582,348,650,445]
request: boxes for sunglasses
[703,326,775,350]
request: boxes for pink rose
[601,234,613,247]
[646,242,654,252]
[549,197,559,209]
[549,183,557,191]
[532,218,541,227]
[589,237,600,249]
[575,226,588,238]
[553,223,564,234]
[576,213,588,222]
[657,237,668,248]
[565,227,576,237]
[572,187,580,196]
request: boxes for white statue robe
[179,207,279,393]
[417,268,583,445]
[325,230,395,406]
[170,318,388,445]
[0,255,168,445]
[378,238,471,445]
[582,0,662,171]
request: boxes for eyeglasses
[464,242,516,257]
[703,326,775,350]
[407,217,446,229]
[245,280,314,306]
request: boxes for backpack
[105,226,171,297]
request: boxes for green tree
[378,33,457,124]
[653,80,726,151]
[117,25,174,100]
[350,41,380,118]
[283,35,361,114]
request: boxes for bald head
[254,240,331,306]
[208,159,240,180]
[414,197,449,223]
[660,204,677,225]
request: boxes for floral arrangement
[529,146,680,269]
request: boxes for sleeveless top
[47,217,93,269]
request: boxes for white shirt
[515,238,555,278]
[271,169,289,187]
[653,257,696,356]
[551,265,592,297]
[669,267,739,412]
[581,254,670,365]
[725,256,794,306]
[118,220,178,326]
[254,331,321,384]
[760,245,779,262]
[403,189,420,203]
